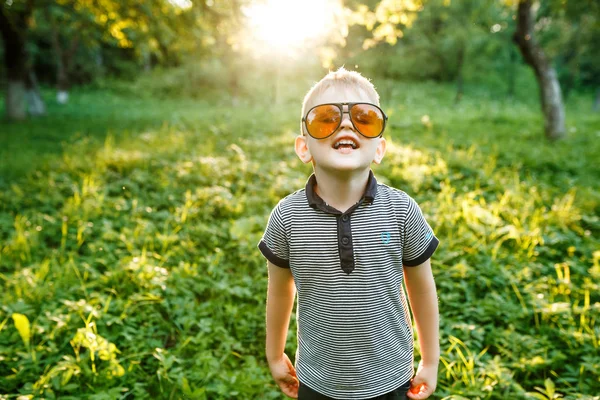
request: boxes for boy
[258,68,440,400]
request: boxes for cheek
[308,142,329,154]
[363,142,380,154]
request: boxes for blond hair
[301,67,381,124]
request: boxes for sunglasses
[302,102,388,140]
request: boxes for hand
[268,353,299,398]
[407,360,438,399]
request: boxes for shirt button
[342,215,349,222]
[342,237,350,245]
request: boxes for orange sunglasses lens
[350,104,384,137]
[305,105,341,139]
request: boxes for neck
[313,168,371,213]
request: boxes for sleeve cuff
[403,236,439,267]
[258,240,290,268]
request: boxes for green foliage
[348,0,600,95]
[0,79,599,398]
[533,1,600,96]
[347,0,512,81]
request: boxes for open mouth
[333,139,358,150]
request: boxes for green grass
[0,78,599,399]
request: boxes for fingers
[271,354,300,398]
[406,383,432,399]
[279,376,299,399]
[288,367,298,378]
[286,376,299,387]
[281,369,298,385]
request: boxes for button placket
[337,213,355,274]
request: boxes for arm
[266,260,299,398]
[403,258,439,399]
[266,260,296,362]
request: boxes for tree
[43,3,83,104]
[352,0,599,140]
[513,0,565,140]
[546,1,600,108]
[1,0,208,117]
[0,0,38,120]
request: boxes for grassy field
[0,79,599,399]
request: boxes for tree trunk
[6,80,27,120]
[0,5,30,120]
[513,0,565,140]
[46,7,79,104]
[56,51,70,104]
[25,69,46,116]
[594,88,600,112]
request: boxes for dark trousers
[298,380,411,400]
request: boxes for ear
[372,137,387,164]
[295,135,313,164]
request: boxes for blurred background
[1,0,598,125]
[1,1,599,399]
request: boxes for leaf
[182,376,192,396]
[0,317,9,333]
[544,378,556,396]
[527,393,550,400]
[12,313,31,347]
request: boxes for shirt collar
[305,169,378,209]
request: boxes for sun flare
[244,0,340,54]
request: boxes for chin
[321,161,369,173]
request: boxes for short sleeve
[402,195,439,266]
[257,201,290,268]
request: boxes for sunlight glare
[244,0,338,53]
[168,0,192,9]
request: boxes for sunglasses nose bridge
[339,105,353,127]
[338,113,353,133]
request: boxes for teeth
[334,139,357,149]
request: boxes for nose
[339,105,354,131]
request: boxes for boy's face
[295,85,386,174]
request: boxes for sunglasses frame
[302,102,388,140]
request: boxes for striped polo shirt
[258,169,439,399]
